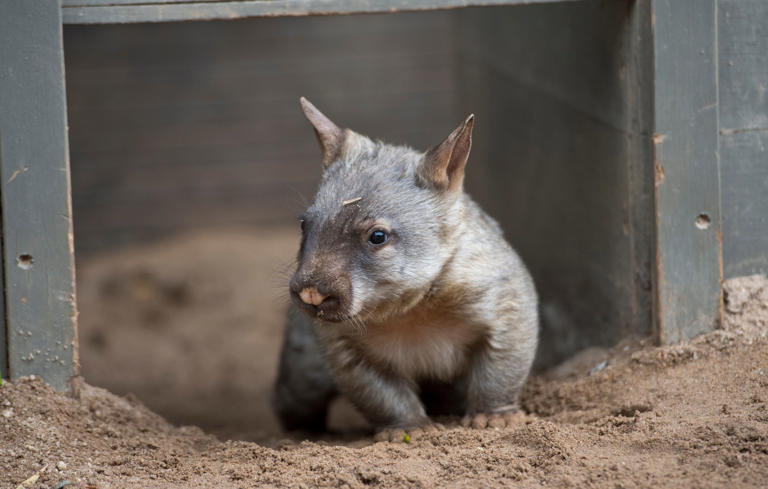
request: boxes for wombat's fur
[273,98,538,431]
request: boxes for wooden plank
[717,0,768,278]
[0,0,79,392]
[61,0,579,24]
[720,130,768,277]
[624,0,655,347]
[65,0,235,4]
[0,199,6,380]
[64,12,460,253]
[651,0,722,343]
[718,0,768,132]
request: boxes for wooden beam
[61,0,580,24]
[718,0,768,278]
[0,198,5,380]
[0,0,79,392]
[651,0,722,343]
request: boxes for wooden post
[651,0,723,343]
[0,0,79,392]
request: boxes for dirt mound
[2,228,767,488]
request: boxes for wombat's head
[289,98,474,324]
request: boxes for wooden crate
[1,0,766,390]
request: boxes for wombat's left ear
[300,97,347,170]
[419,114,474,192]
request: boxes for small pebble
[590,360,608,375]
[57,460,67,471]
[1,408,12,418]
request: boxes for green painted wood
[65,0,236,4]
[0,198,6,380]
[0,0,79,392]
[651,0,722,343]
[718,0,768,278]
[720,130,768,277]
[61,0,579,24]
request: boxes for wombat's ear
[300,97,346,170]
[419,114,474,192]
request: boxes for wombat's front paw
[373,422,446,443]
[460,411,528,429]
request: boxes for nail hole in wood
[17,254,34,269]
[695,213,711,230]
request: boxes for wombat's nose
[298,287,329,306]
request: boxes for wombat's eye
[368,229,389,245]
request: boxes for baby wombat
[273,98,538,433]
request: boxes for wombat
[273,98,538,434]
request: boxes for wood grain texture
[61,0,579,24]
[718,0,768,278]
[0,0,79,391]
[64,12,461,253]
[720,129,768,277]
[651,0,722,343]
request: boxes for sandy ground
[2,228,768,488]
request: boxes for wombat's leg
[321,339,429,429]
[464,320,537,427]
[272,308,337,432]
[337,365,429,429]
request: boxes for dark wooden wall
[718,0,768,279]
[64,12,460,253]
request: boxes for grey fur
[273,308,337,431]
[273,100,538,431]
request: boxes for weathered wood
[651,0,722,343]
[0,199,6,379]
[61,0,579,24]
[720,130,768,277]
[718,0,768,278]
[64,12,460,253]
[0,0,79,392]
[65,0,237,4]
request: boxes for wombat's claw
[460,411,527,429]
[373,422,445,443]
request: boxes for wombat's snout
[298,287,328,306]
[289,273,349,322]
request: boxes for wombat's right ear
[300,97,346,170]
[419,114,474,192]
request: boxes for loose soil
[2,228,767,488]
